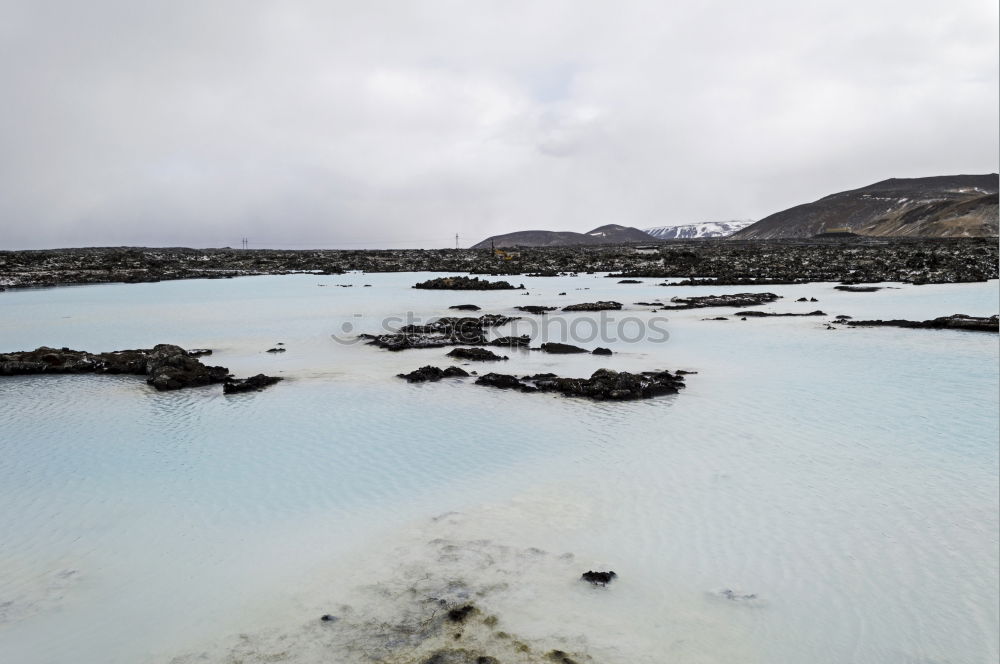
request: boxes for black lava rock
[580,570,617,586]
[446,348,508,361]
[539,342,588,354]
[223,374,283,394]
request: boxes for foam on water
[0,274,997,663]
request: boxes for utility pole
[455,233,459,249]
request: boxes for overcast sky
[1,0,997,249]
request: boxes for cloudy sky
[1,0,997,249]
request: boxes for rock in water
[488,335,532,348]
[146,344,230,391]
[474,373,527,390]
[398,366,470,382]
[413,276,523,290]
[738,310,825,317]
[364,315,520,351]
[223,374,283,394]
[580,570,617,586]
[539,342,588,354]
[445,604,476,622]
[835,285,882,292]
[562,301,623,311]
[846,314,999,333]
[0,344,231,391]
[475,368,687,400]
[661,292,780,309]
[446,348,508,361]
[448,304,481,311]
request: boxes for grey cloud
[0,0,996,248]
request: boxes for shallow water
[0,274,997,663]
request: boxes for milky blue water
[1,274,997,663]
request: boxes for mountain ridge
[471,224,654,249]
[732,174,999,239]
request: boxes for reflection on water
[0,275,997,664]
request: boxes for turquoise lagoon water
[0,274,997,663]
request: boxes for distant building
[633,246,660,255]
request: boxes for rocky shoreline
[1,238,996,290]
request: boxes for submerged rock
[446,348,508,361]
[398,366,471,382]
[449,304,481,311]
[515,305,557,314]
[222,374,283,394]
[715,588,758,601]
[738,310,826,317]
[846,314,998,333]
[488,335,532,348]
[538,342,588,354]
[421,651,499,664]
[562,301,622,311]
[474,373,526,390]
[580,570,617,586]
[446,604,476,622]
[661,292,780,309]
[835,285,881,292]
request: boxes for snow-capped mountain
[643,220,755,239]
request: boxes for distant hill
[471,224,655,249]
[644,220,754,239]
[732,174,999,239]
